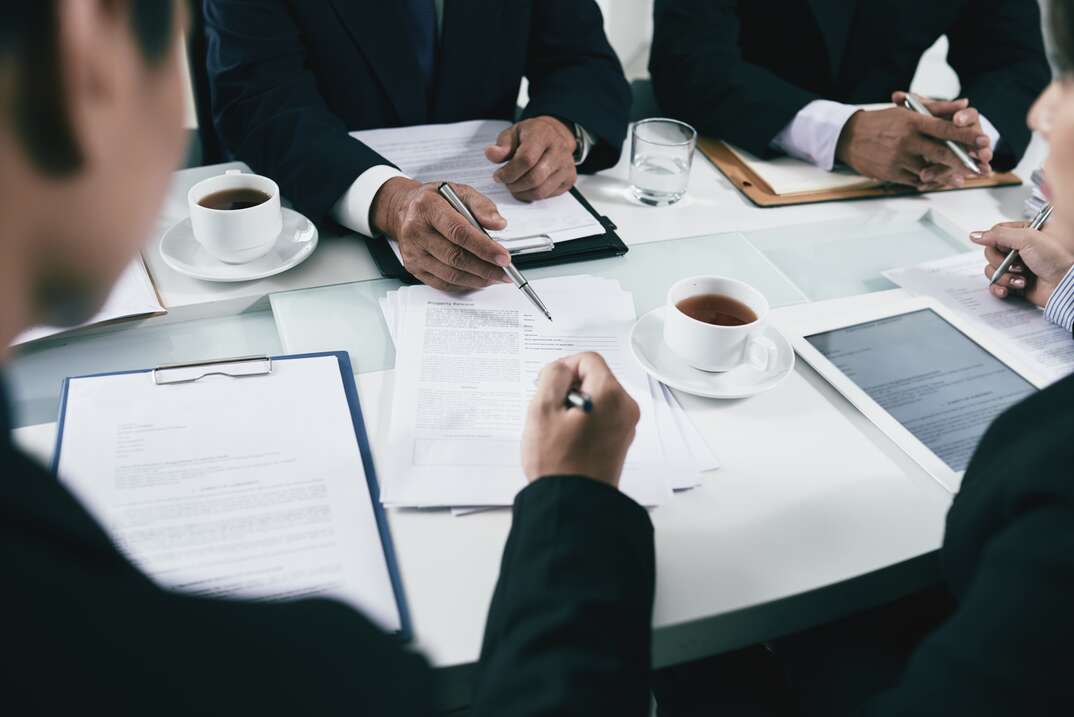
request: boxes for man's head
[0,1,186,336]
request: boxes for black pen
[565,388,592,413]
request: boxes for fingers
[426,195,511,267]
[510,164,576,202]
[485,126,519,164]
[913,113,985,147]
[495,135,548,186]
[969,224,1034,252]
[419,233,510,288]
[953,106,979,128]
[907,135,978,175]
[534,358,581,412]
[448,183,507,231]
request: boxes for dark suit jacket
[204,0,631,222]
[851,371,1074,713]
[650,0,1050,170]
[2,385,654,714]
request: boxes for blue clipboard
[51,350,413,642]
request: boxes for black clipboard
[367,187,628,282]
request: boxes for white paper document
[378,276,713,508]
[55,356,403,632]
[13,257,165,346]
[350,120,604,257]
[885,253,1074,384]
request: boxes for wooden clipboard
[698,137,1022,208]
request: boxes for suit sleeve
[860,504,1074,715]
[649,0,820,155]
[203,0,392,221]
[469,476,655,717]
[520,0,632,173]
[946,0,1051,170]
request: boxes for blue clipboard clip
[152,355,273,385]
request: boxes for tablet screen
[806,309,1036,472]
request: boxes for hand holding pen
[971,205,1074,308]
[438,183,553,321]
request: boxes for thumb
[485,126,519,163]
[535,358,580,411]
[455,184,507,231]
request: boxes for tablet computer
[788,297,1042,493]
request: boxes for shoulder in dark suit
[203,0,631,221]
[2,381,654,715]
[650,0,1050,169]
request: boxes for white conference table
[7,134,1048,705]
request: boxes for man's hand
[522,352,640,488]
[971,219,1074,307]
[485,116,578,202]
[835,93,992,190]
[370,177,511,292]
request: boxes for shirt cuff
[1044,264,1074,331]
[979,113,1001,155]
[770,100,861,171]
[331,165,408,237]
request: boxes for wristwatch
[571,122,593,165]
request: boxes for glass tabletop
[6,207,969,429]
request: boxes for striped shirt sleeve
[1043,265,1074,333]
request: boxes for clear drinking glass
[629,118,697,206]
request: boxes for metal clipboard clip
[152,355,273,385]
[500,235,555,256]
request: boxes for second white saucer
[630,307,795,399]
[160,207,318,283]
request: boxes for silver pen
[903,93,982,176]
[989,203,1053,286]
[436,182,552,321]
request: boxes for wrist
[541,115,579,155]
[370,176,419,236]
[835,110,863,167]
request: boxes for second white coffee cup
[663,275,777,372]
[188,169,282,264]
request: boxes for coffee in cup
[188,169,282,263]
[663,276,776,372]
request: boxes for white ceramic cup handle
[745,335,777,372]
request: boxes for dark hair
[0,1,177,175]
[1054,0,1074,74]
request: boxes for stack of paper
[377,275,718,510]
[13,257,165,346]
[885,253,1074,385]
[1025,168,1048,219]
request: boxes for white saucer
[630,307,795,399]
[159,207,318,282]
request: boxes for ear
[55,0,129,169]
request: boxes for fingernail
[1011,277,1026,288]
[1010,264,1024,274]
[977,136,990,148]
[969,231,984,241]
[496,254,510,267]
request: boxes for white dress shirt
[771,99,1002,171]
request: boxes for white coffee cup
[663,276,777,372]
[187,169,282,263]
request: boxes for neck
[0,148,38,363]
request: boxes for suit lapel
[433,0,505,120]
[329,0,428,125]
[806,0,858,80]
